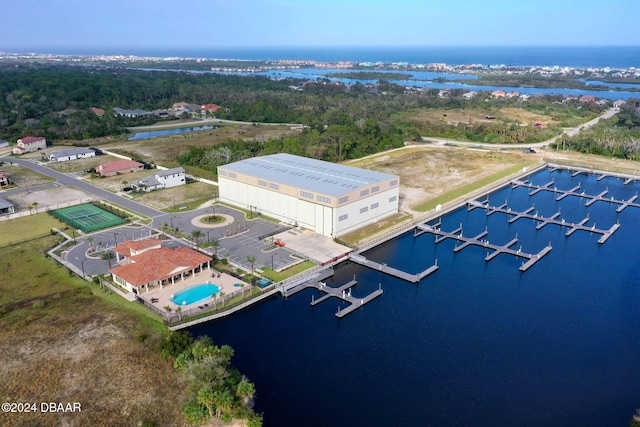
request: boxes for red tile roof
[201,103,222,112]
[110,245,211,287]
[20,136,46,144]
[98,160,144,174]
[113,238,162,257]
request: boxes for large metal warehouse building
[218,153,400,238]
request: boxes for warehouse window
[371,203,379,210]
[360,189,369,197]
[269,183,279,190]
[389,196,397,202]
[301,191,314,199]
[317,195,331,203]
[338,214,348,221]
[228,172,237,179]
[371,185,380,193]
[219,170,227,176]
[338,196,349,204]
[360,206,368,214]
[390,179,398,186]
[258,180,267,187]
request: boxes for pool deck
[137,269,251,311]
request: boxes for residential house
[113,107,151,117]
[96,160,144,177]
[91,107,105,117]
[579,95,597,104]
[48,147,96,162]
[171,102,190,112]
[12,136,47,155]
[131,167,186,192]
[201,103,222,114]
[0,197,15,215]
[462,91,477,99]
[0,170,9,187]
[109,239,212,294]
[492,90,507,98]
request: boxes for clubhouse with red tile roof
[110,238,212,294]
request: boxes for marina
[283,274,383,318]
[511,178,640,212]
[348,253,438,283]
[466,199,620,244]
[414,222,552,271]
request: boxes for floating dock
[349,253,438,283]
[286,276,383,318]
[467,199,620,244]
[414,223,552,271]
[510,180,640,213]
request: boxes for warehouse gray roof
[219,153,398,197]
[49,147,95,158]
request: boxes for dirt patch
[0,164,55,188]
[405,107,556,126]
[5,186,93,212]
[348,146,531,212]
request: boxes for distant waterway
[128,125,217,140]
[191,167,640,427]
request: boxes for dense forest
[2,63,631,168]
[560,99,640,159]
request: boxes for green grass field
[0,213,66,247]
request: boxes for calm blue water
[24,45,640,69]
[171,283,220,305]
[128,125,217,140]
[191,167,640,427]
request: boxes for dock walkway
[414,222,552,271]
[510,179,640,213]
[349,253,438,283]
[284,275,383,318]
[467,199,620,244]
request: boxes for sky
[1,0,639,53]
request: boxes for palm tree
[247,255,256,276]
[236,378,256,406]
[211,239,220,260]
[190,229,205,248]
[175,306,183,322]
[32,201,39,213]
[87,237,94,253]
[101,250,115,270]
[213,389,234,420]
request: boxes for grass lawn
[0,213,66,247]
[260,260,316,282]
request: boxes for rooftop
[219,153,398,197]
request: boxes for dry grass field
[0,237,186,427]
[404,107,558,127]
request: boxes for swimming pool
[171,283,220,305]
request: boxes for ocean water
[13,45,640,69]
[190,167,640,427]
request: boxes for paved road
[127,117,307,131]
[421,107,620,149]
[0,157,163,218]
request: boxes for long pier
[414,223,552,271]
[285,276,383,318]
[349,253,438,283]
[510,179,640,213]
[467,199,620,244]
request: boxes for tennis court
[51,203,127,232]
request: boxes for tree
[236,378,256,406]
[197,385,216,419]
[87,237,93,253]
[176,306,183,322]
[190,229,205,248]
[247,255,256,276]
[213,389,234,420]
[211,239,220,260]
[101,250,115,269]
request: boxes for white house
[218,153,400,238]
[131,167,186,192]
[48,147,96,162]
[12,136,47,155]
